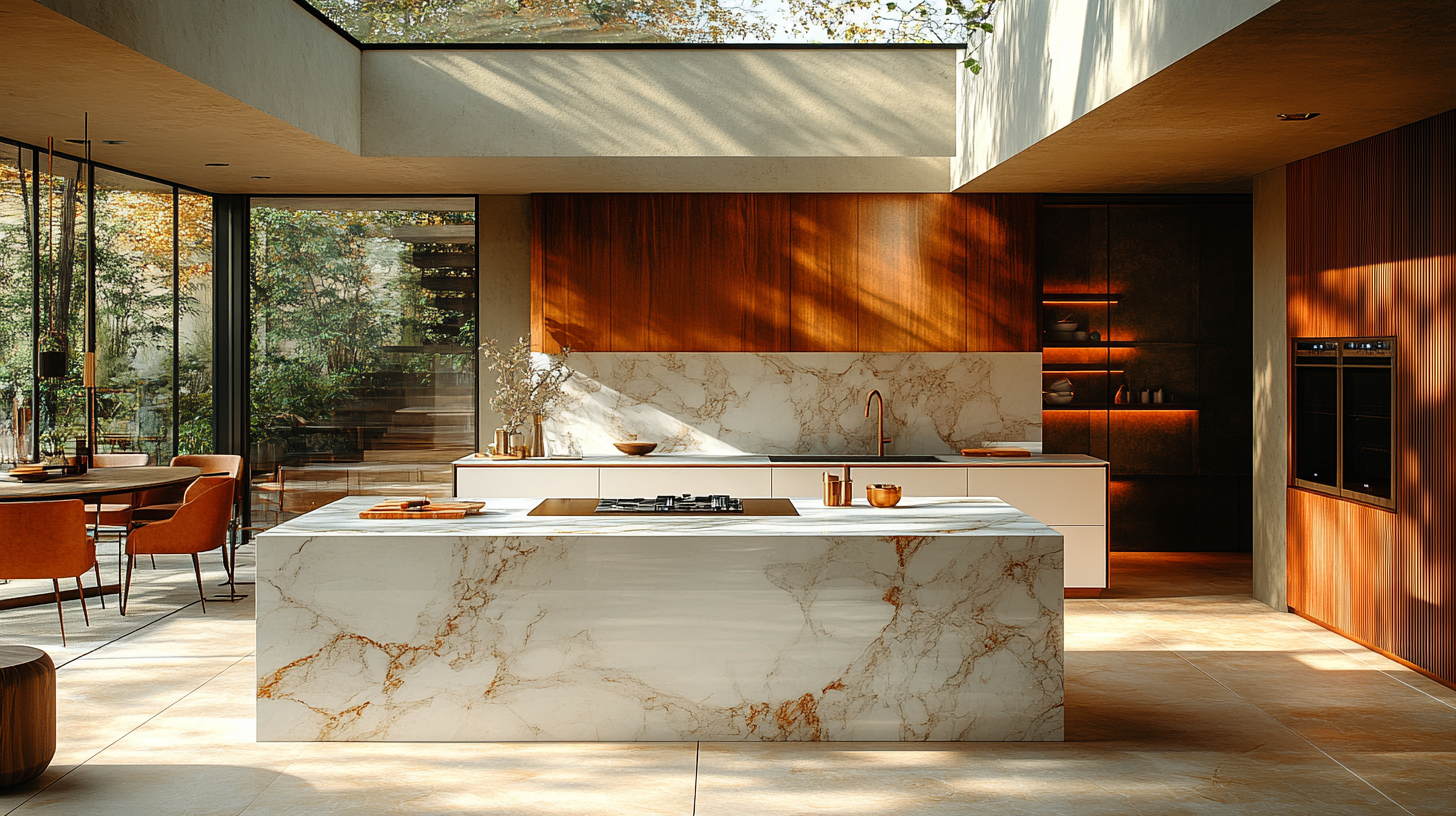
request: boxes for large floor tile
[237,742,698,816]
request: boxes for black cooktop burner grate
[595,494,744,514]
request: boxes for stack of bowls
[1044,377,1074,406]
[1047,319,1079,344]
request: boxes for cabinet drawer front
[966,467,1106,526]
[603,467,772,498]
[771,467,967,498]
[456,467,598,499]
[1053,525,1108,588]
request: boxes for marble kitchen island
[256,496,1064,742]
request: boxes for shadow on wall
[960,0,1183,184]
[379,50,954,158]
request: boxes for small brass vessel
[866,484,902,508]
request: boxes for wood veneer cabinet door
[641,194,791,352]
[966,194,1039,351]
[533,192,1039,353]
[789,194,860,351]
[855,194,968,351]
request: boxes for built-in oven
[1291,337,1395,510]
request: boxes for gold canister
[493,428,510,456]
[823,473,842,506]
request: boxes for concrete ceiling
[959,0,1456,193]
[5,0,1456,195]
[0,0,952,194]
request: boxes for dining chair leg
[150,555,156,569]
[74,576,90,626]
[52,579,66,646]
[191,553,207,614]
[121,555,135,617]
[92,562,107,609]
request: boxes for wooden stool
[0,646,56,789]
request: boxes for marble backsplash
[539,352,1041,456]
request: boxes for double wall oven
[1292,337,1396,509]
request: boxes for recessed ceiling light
[102,140,126,145]
[252,176,271,180]
[1277,113,1321,121]
[205,162,229,167]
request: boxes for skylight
[298,0,990,45]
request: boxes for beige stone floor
[1,551,1453,815]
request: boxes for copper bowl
[866,484,902,508]
[613,441,658,456]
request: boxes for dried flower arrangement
[480,336,572,433]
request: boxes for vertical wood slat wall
[1286,108,1456,687]
[530,193,1039,353]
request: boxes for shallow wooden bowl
[613,441,658,456]
[866,484,902,508]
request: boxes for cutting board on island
[960,448,1032,457]
[360,499,486,519]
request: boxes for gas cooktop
[596,494,743,514]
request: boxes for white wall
[955,0,1278,189]
[363,49,955,159]
[36,0,361,152]
[1252,166,1287,610]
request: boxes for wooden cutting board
[359,500,486,519]
[960,448,1032,457]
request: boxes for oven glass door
[1342,363,1393,502]
[1294,364,1339,490]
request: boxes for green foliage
[309,0,999,45]
[248,207,476,456]
[0,160,213,462]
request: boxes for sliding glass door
[247,198,477,527]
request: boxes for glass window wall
[94,169,175,463]
[0,143,36,463]
[248,198,476,527]
[0,136,215,467]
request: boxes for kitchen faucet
[864,389,891,456]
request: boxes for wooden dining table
[0,466,201,503]
[0,466,202,608]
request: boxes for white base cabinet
[603,468,772,499]
[770,467,967,498]
[456,466,598,499]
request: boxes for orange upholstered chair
[122,476,234,615]
[131,454,245,577]
[132,455,242,521]
[84,452,151,529]
[0,500,104,644]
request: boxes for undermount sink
[766,455,944,463]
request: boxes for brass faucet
[864,389,891,456]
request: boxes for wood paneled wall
[530,193,1038,353]
[1286,108,1456,687]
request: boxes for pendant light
[37,136,66,379]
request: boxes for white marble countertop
[452,453,1107,468]
[261,496,1060,539]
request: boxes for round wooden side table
[0,646,56,789]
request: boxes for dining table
[0,466,203,606]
